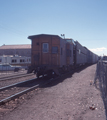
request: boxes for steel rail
[0,77,56,105]
[0,73,34,81]
[0,72,27,78]
[0,66,85,105]
[0,78,36,92]
[0,71,32,79]
[0,84,39,105]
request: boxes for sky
[0,0,107,56]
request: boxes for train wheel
[37,72,40,78]
[47,70,53,78]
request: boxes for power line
[0,23,28,37]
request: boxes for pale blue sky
[0,0,107,56]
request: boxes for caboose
[28,34,74,77]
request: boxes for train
[27,34,99,78]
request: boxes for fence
[95,60,107,118]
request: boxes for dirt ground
[0,64,106,120]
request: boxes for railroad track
[0,73,34,81]
[0,65,88,105]
[0,70,27,76]
[0,72,60,105]
[0,77,46,105]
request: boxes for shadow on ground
[40,64,94,88]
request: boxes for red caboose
[28,34,74,78]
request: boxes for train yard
[0,64,82,106]
[0,34,106,119]
[0,64,106,120]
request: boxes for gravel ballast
[0,64,106,120]
[0,74,36,88]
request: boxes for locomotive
[27,34,98,78]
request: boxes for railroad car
[85,48,93,64]
[103,56,107,61]
[28,34,99,77]
[84,47,98,64]
[102,56,107,64]
[28,34,75,77]
[74,41,87,66]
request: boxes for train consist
[27,34,98,78]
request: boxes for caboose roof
[28,34,61,39]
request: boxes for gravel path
[0,64,106,120]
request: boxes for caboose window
[52,46,58,53]
[43,43,49,53]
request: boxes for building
[0,44,31,57]
[0,55,31,66]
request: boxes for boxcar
[74,41,87,66]
[92,53,98,63]
[85,48,93,64]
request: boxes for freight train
[27,34,98,78]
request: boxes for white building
[0,55,31,66]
